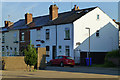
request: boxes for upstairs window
[37,31,40,39]
[65,28,70,40]
[97,14,100,20]
[21,32,25,41]
[46,29,50,40]
[2,33,5,42]
[14,32,17,41]
[96,30,99,37]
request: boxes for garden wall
[2,56,27,70]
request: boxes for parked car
[49,56,75,67]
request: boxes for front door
[52,46,56,59]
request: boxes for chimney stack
[77,6,79,10]
[113,19,116,22]
[4,21,13,27]
[25,13,33,24]
[72,5,79,11]
[49,4,59,20]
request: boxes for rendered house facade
[2,30,19,56]
[30,5,119,63]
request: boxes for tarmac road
[1,66,120,79]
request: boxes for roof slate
[2,7,97,31]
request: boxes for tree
[24,43,37,70]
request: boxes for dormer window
[96,30,99,37]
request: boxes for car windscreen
[66,57,73,60]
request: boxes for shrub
[24,43,37,67]
[104,60,116,67]
[104,50,119,67]
[105,50,120,58]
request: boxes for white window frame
[46,29,50,40]
[64,28,70,40]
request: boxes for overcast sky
[0,2,119,27]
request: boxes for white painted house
[30,5,119,64]
[1,26,20,56]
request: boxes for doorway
[52,46,56,59]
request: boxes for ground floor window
[65,46,70,56]
[46,46,50,56]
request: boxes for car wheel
[60,62,64,67]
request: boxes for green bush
[24,43,37,66]
[104,50,119,67]
[104,60,116,67]
[105,50,119,58]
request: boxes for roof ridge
[33,6,97,19]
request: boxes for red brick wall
[25,13,33,24]
[49,5,58,20]
[19,29,30,56]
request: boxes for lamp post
[85,27,90,58]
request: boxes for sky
[0,2,119,27]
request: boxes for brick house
[1,13,32,56]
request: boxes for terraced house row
[0,4,119,64]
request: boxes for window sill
[64,38,70,40]
[96,19,100,21]
[46,55,49,57]
[96,36,100,38]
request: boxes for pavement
[1,66,120,79]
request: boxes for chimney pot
[72,5,79,11]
